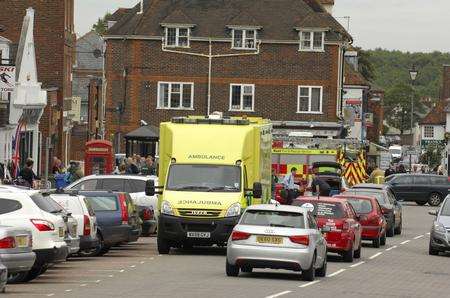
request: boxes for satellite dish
[93,49,102,58]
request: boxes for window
[232,29,256,49]
[240,210,305,229]
[31,194,64,214]
[125,180,147,193]
[71,180,98,191]
[299,31,324,51]
[395,176,413,185]
[158,82,194,109]
[424,126,434,138]
[0,199,22,214]
[414,176,429,185]
[297,86,322,113]
[101,179,125,192]
[230,84,254,111]
[164,27,190,47]
[85,196,118,212]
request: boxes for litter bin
[55,173,69,189]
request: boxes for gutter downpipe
[208,39,212,116]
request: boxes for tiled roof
[344,62,369,86]
[107,8,132,22]
[106,0,350,42]
[420,101,446,125]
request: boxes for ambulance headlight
[225,203,241,217]
[161,200,174,215]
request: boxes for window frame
[299,31,325,52]
[164,26,190,48]
[157,82,195,110]
[297,86,323,114]
[229,83,255,112]
[423,125,435,139]
[231,29,257,50]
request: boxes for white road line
[108,275,114,278]
[427,232,431,235]
[140,261,145,264]
[80,284,87,287]
[96,280,101,283]
[369,252,383,260]
[89,269,123,272]
[414,235,424,240]
[385,245,397,251]
[65,289,72,292]
[400,240,410,245]
[158,254,162,257]
[46,294,55,297]
[299,280,321,288]
[130,265,136,268]
[327,268,346,277]
[149,257,155,260]
[119,269,125,273]
[350,261,365,268]
[265,291,292,298]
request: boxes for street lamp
[409,65,418,141]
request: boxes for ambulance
[146,116,272,254]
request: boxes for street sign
[380,152,391,170]
[404,145,421,155]
[0,65,16,92]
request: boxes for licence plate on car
[186,232,210,238]
[256,236,283,244]
[58,227,64,238]
[16,235,29,247]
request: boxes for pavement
[5,202,450,298]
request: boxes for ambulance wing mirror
[145,180,155,196]
[252,182,262,199]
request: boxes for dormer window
[299,31,325,51]
[164,27,190,47]
[232,28,257,50]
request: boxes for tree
[383,83,425,134]
[420,142,445,169]
[354,47,375,82]
[92,12,112,35]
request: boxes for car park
[66,175,158,235]
[344,183,402,237]
[334,195,387,248]
[226,204,327,281]
[0,226,36,284]
[78,191,141,256]
[428,195,450,255]
[386,174,449,206]
[293,197,362,262]
[0,261,6,293]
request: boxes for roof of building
[344,61,369,86]
[124,125,159,140]
[106,0,350,41]
[420,101,446,125]
[75,31,103,70]
[107,8,132,22]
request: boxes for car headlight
[434,222,447,234]
[225,203,241,217]
[161,200,174,215]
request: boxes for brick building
[104,0,351,153]
[0,0,75,173]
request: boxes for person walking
[66,161,84,184]
[282,167,299,205]
[385,164,395,177]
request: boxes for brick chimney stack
[319,0,335,14]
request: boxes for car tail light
[30,219,55,231]
[0,236,16,249]
[118,193,129,225]
[231,231,251,241]
[83,215,91,236]
[143,208,153,220]
[289,235,309,246]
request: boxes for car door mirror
[252,182,262,199]
[321,226,331,233]
[145,180,155,196]
[428,209,438,216]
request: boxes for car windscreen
[441,199,450,216]
[344,190,388,205]
[85,196,118,211]
[346,198,373,214]
[166,164,241,192]
[240,209,305,228]
[296,201,344,219]
[31,193,64,214]
[0,199,22,214]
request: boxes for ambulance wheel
[157,235,170,254]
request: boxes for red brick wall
[367,92,384,143]
[104,39,341,149]
[70,124,87,162]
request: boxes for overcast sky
[75,0,450,53]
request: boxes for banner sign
[0,66,16,92]
[272,148,337,155]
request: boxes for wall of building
[420,124,445,140]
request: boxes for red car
[293,197,362,262]
[335,195,387,248]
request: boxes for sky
[75,0,450,53]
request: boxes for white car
[0,187,69,282]
[50,193,99,255]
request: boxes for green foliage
[420,142,445,168]
[354,47,375,82]
[92,12,112,35]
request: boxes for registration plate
[186,232,210,238]
[256,236,283,245]
[58,227,64,238]
[16,235,29,247]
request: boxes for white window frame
[231,29,257,50]
[164,27,190,48]
[299,31,325,52]
[297,86,323,114]
[229,84,255,112]
[157,82,194,110]
[423,125,435,139]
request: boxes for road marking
[427,232,431,235]
[265,291,292,298]
[130,265,136,268]
[350,261,365,268]
[46,294,55,297]
[369,252,383,260]
[386,245,397,251]
[89,269,123,272]
[140,261,145,264]
[80,284,87,287]
[108,275,114,277]
[96,280,101,283]
[65,289,72,292]
[400,240,410,245]
[299,280,321,288]
[119,269,125,273]
[414,235,424,239]
[327,268,346,277]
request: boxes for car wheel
[157,235,170,254]
[226,260,240,277]
[373,236,381,248]
[23,265,44,282]
[302,254,316,281]
[354,242,361,259]
[429,241,439,256]
[428,193,442,207]
[416,201,427,206]
[380,232,386,246]
[241,267,253,273]
[7,272,28,284]
[343,247,354,262]
[394,219,402,235]
[386,223,395,237]
[315,252,327,277]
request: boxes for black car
[385,174,449,207]
[344,183,402,237]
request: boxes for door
[386,190,401,226]
[390,176,414,201]
[412,175,430,202]
[346,203,361,249]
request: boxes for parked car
[66,175,158,235]
[386,174,449,206]
[49,193,99,255]
[0,226,36,283]
[226,204,328,281]
[428,195,450,255]
[334,195,387,248]
[293,196,362,262]
[344,183,403,237]
[78,191,141,256]
[0,188,69,282]
[0,261,6,293]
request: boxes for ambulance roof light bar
[171,117,250,126]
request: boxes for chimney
[319,0,335,14]
[137,0,144,14]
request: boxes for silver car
[226,204,328,281]
[429,195,450,255]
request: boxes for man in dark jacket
[19,159,38,188]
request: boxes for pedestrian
[397,164,406,174]
[126,157,139,175]
[311,168,331,197]
[282,167,299,205]
[437,165,444,175]
[118,163,127,175]
[66,161,84,184]
[19,158,39,188]
[52,157,63,174]
[385,164,395,177]
[368,166,385,184]
[141,157,156,176]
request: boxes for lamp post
[409,65,418,142]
